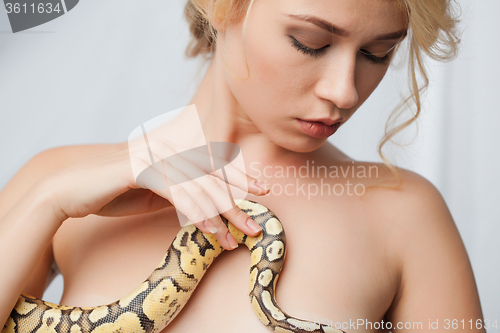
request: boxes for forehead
[271,0,408,37]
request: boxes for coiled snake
[3,200,345,333]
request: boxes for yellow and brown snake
[3,200,345,333]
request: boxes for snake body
[3,200,345,333]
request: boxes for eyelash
[289,36,391,65]
[289,36,329,58]
[359,49,391,65]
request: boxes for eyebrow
[287,14,407,41]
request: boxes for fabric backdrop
[0,0,498,322]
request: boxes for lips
[297,119,341,138]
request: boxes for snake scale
[3,200,345,333]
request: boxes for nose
[314,53,359,110]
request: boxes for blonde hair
[184,0,461,186]
[184,0,253,59]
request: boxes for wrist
[29,177,69,227]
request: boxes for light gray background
[1,0,499,323]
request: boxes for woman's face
[216,0,408,152]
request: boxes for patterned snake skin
[3,200,345,333]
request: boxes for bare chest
[52,194,398,333]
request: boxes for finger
[190,174,263,237]
[180,179,219,220]
[137,151,197,191]
[189,175,244,250]
[178,178,238,250]
[193,218,237,250]
[220,203,262,237]
[141,168,230,249]
[163,140,270,197]
[138,155,224,230]
[168,185,208,223]
[208,216,239,250]
[194,174,234,213]
[132,143,259,248]
[161,159,234,220]
[165,151,210,186]
[167,143,214,174]
[130,142,225,236]
[141,143,213,190]
[209,160,270,196]
[148,139,214,177]
[193,219,217,235]
[131,138,203,188]
[132,152,229,229]
[134,138,269,197]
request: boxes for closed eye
[290,36,392,66]
[289,36,329,58]
[359,49,391,65]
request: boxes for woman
[0,0,485,332]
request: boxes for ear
[209,14,226,33]
[208,5,248,34]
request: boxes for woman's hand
[42,140,269,250]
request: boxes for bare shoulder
[354,163,484,325]
[313,144,452,229]
[353,162,458,247]
[358,164,454,233]
[315,145,450,230]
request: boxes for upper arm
[0,143,124,298]
[384,171,484,332]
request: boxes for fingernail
[246,218,262,233]
[227,233,238,249]
[255,180,270,192]
[204,219,218,234]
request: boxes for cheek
[224,20,312,122]
[245,34,301,111]
[354,63,389,108]
[246,20,322,99]
[222,26,319,150]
